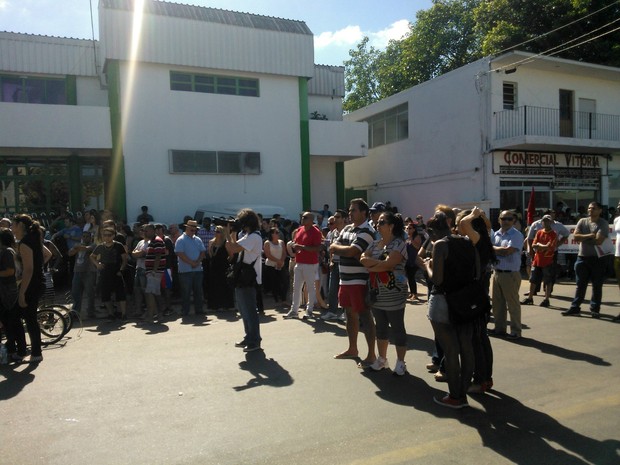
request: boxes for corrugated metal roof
[308,65,345,97]
[0,32,98,76]
[99,3,315,78]
[100,0,313,35]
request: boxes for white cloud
[314,19,410,52]
[0,0,11,10]
[369,19,411,48]
[314,25,364,49]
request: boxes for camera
[212,216,241,232]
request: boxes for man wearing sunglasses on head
[489,211,524,340]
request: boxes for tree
[343,0,620,110]
[474,0,620,66]
[343,37,382,112]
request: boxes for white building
[0,0,366,226]
[344,51,620,221]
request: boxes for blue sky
[0,0,433,65]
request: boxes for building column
[105,60,128,221]
[299,78,311,211]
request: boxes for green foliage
[343,0,620,112]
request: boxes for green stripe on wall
[299,78,311,210]
[106,60,128,221]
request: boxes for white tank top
[265,241,284,267]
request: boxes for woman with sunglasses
[360,211,409,375]
[207,225,234,311]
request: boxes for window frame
[169,150,261,175]
[0,74,68,105]
[503,82,517,110]
[170,71,259,97]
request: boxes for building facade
[344,51,620,221]
[0,0,366,226]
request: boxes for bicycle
[37,305,67,345]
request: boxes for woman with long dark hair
[0,228,20,362]
[457,207,497,393]
[11,214,47,363]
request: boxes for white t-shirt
[238,231,263,285]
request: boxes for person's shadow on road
[233,350,293,391]
[0,363,37,400]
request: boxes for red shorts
[338,284,368,313]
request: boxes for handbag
[594,237,614,258]
[445,280,490,324]
[226,251,257,288]
[444,239,490,324]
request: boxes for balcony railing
[494,105,620,142]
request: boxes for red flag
[526,187,536,225]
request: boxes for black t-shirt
[19,232,45,291]
[93,241,126,273]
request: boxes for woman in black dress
[207,226,234,311]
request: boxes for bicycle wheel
[37,308,67,345]
[41,304,74,333]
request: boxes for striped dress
[336,220,375,286]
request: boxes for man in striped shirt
[330,198,377,365]
[143,224,167,322]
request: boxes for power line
[491,16,620,73]
[496,0,620,55]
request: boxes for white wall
[310,157,337,214]
[77,76,109,107]
[119,62,303,224]
[345,59,489,219]
[308,95,343,121]
[0,102,112,149]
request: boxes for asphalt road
[2,279,619,465]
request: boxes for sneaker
[320,311,338,321]
[10,353,24,363]
[369,356,388,371]
[539,299,550,307]
[234,340,248,348]
[434,394,468,409]
[434,371,448,382]
[425,362,440,373]
[520,297,534,305]
[506,332,520,340]
[591,310,600,319]
[393,360,407,376]
[303,310,313,319]
[28,355,43,363]
[243,344,262,353]
[338,313,347,322]
[283,310,298,319]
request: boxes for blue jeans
[179,271,204,315]
[570,256,606,312]
[235,286,261,347]
[71,271,96,315]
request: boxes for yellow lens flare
[107,0,145,209]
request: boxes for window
[503,82,517,110]
[365,103,408,148]
[578,98,596,131]
[0,75,67,104]
[170,72,259,97]
[170,150,261,174]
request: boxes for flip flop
[333,352,358,360]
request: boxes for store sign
[557,224,617,254]
[493,151,606,184]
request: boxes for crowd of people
[1,199,619,409]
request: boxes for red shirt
[294,226,323,264]
[532,229,557,268]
